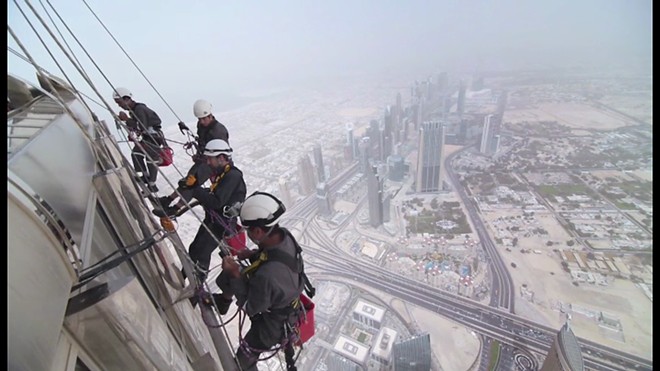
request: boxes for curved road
[278,159,652,371]
[445,146,516,313]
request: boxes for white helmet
[203,139,232,157]
[240,192,286,228]
[112,87,132,99]
[193,99,213,118]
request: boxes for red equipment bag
[296,294,315,345]
[159,147,174,167]
[225,225,247,256]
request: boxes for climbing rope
[11,3,251,363]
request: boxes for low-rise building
[371,327,398,367]
[333,335,370,366]
[352,300,386,330]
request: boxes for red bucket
[225,226,247,256]
[296,294,315,345]
[159,147,174,167]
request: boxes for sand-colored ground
[624,210,651,228]
[598,95,653,126]
[630,169,653,182]
[481,210,653,360]
[504,102,637,130]
[337,107,380,120]
[586,170,636,182]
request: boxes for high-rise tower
[278,177,294,209]
[297,154,316,196]
[358,136,371,173]
[392,333,432,371]
[496,90,508,116]
[313,144,325,183]
[480,114,500,155]
[416,121,446,193]
[366,162,383,227]
[540,319,585,371]
[316,182,333,217]
[345,122,356,161]
[381,106,393,161]
[457,79,467,117]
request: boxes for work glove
[159,216,176,232]
[178,174,197,189]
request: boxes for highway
[278,159,652,371]
[304,223,652,371]
[445,147,516,313]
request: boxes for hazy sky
[8,0,653,125]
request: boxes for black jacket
[230,230,305,346]
[197,119,229,155]
[192,165,246,217]
[127,102,162,144]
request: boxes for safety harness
[241,228,315,299]
[237,228,316,369]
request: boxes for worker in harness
[211,191,315,371]
[156,99,229,216]
[175,139,246,293]
[113,87,165,192]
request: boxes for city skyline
[7,1,652,370]
[8,1,652,131]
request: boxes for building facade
[393,333,431,371]
[416,121,446,193]
[540,321,585,371]
[367,163,384,227]
[352,299,386,330]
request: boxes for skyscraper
[297,154,316,196]
[368,119,382,161]
[325,353,359,371]
[345,122,356,160]
[480,114,500,155]
[410,101,422,132]
[316,182,333,217]
[366,162,383,227]
[436,72,448,94]
[395,92,403,134]
[457,79,467,116]
[540,320,585,371]
[392,333,431,371]
[381,106,393,160]
[358,136,371,173]
[278,177,293,209]
[496,89,509,116]
[402,117,410,143]
[387,155,405,181]
[382,193,391,223]
[416,121,446,193]
[458,118,468,143]
[313,144,326,183]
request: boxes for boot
[211,294,232,315]
[158,195,173,208]
[152,205,179,218]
